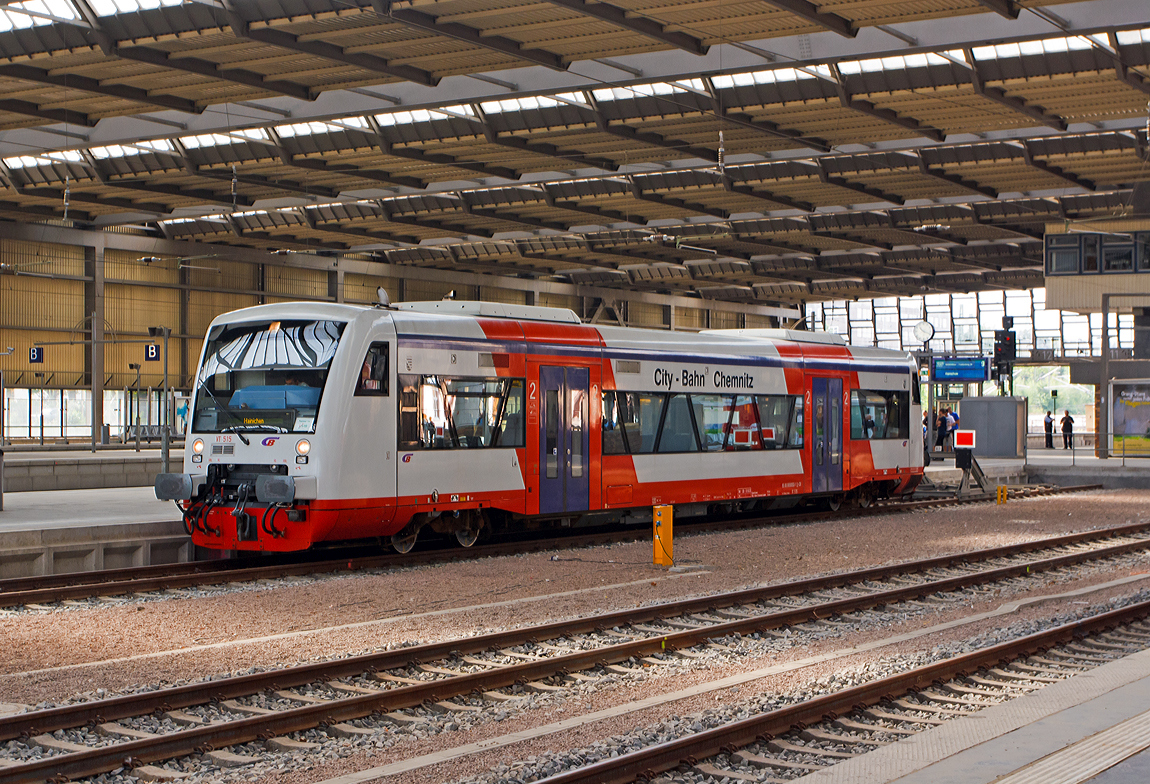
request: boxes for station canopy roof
[0,0,1148,307]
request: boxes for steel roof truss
[542,0,708,55]
[757,0,856,38]
[585,91,718,163]
[721,174,814,213]
[0,64,198,116]
[628,179,727,219]
[912,153,997,198]
[0,98,95,128]
[374,0,566,72]
[1020,142,1096,191]
[472,104,619,172]
[972,0,1020,19]
[814,159,906,205]
[223,1,438,87]
[365,115,515,185]
[963,50,1066,131]
[829,65,944,142]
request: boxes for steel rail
[0,521,1146,782]
[0,484,1102,607]
[1,516,1143,742]
[534,599,1150,784]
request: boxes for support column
[85,239,105,451]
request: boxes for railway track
[0,515,1146,784]
[535,600,1150,784]
[0,483,1101,609]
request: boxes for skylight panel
[3,150,83,169]
[89,0,182,16]
[0,0,79,32]
[276,116,368,138]
[710,67,817,90]
[972,35,1093,60]
[375,104,475,126]
[1116,28,1150,45]
[479,92,586,114]
[180,128,270,150]
[90,139,175,159]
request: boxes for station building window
[1045,232,1148,275]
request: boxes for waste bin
[101,424,110,445]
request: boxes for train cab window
[850,390,910,440]
[657,394,700,453]
[602,392,627,455]
[355,343,389,396]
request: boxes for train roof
[206,300,914,366]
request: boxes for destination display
[932,357,989,382]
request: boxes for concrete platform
[1,449,168,492]
[801,645,1150,784]
[922,451,1150,491]
[0,487,188,578]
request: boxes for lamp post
[148,326,171,474]
[33,372,45,445]
[128,363,141,452]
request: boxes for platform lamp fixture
[128,363,142,453]
[147,326,171,474]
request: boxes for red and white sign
[952,429,976,449]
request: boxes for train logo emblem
[402,453,413,462]
[261,436,280,446]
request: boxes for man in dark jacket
[1044,411,1054,449]
[1060,410,1074,449]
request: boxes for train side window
[355,343,389,396]
[728,395,763,450]
[690,395,735,452]
[545,389,559,478]
[756,395,802,449]
[495,379,525,447]
[602,391,626,454]
[398,375,420,446]
[631,393,664,454]
[657,394,700,453]
[788,396,804,447]
[851,389,910,439]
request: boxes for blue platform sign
[932,357,989,382]
[29,346,43,364]
[145,343,160,361]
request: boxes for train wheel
[855,488,873,508]
[455,528,479,547]
[391,531,418,554]
[826,495,843,512]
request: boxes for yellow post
[653,505,673,567]
[996,486,1007,505]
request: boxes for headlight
[296,439,311,456]
[192,438,204,454]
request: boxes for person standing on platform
[1044,411,1055,449]
[934,408,948,451]
[1061,410,1074,449]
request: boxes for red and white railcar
[156,300,924,552]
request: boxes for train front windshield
[192,320,345,435]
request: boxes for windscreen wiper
[195,380,252,444]
[220,426,251,445]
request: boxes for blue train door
[539,366,590,515]
[812,377,843,494]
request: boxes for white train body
[156,301,924,551]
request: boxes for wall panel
[627,301,666,328]
[343,272,399,305]
[187,291,259,336]
[0,329,85,386]
[105,283,180,336]
[0,238,85,277]
[266,265,328,298]
[1,274,84,330]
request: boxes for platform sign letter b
[29,346,44,364]
[145,343,160,362]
